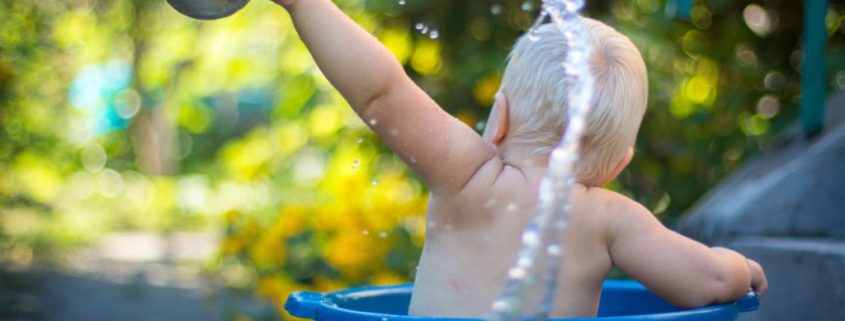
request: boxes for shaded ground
[0,269,42,321]
[0,232,277,321]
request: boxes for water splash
[414,22,440,39]
[487,1,594,321]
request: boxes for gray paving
[0,232,277,321]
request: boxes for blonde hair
[499,18,648,186]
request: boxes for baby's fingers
[747,259,768,296]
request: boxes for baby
[271,0,767,318]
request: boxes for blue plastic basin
[285,280,759,321]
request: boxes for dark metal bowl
[166,0,251,20]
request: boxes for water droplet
[547,245,562,256]
[421,26,429,34]
[371,178,380,185]
[528,28,542,41]
[522,231,539,246]
[506,203,518,211]
[521,1,533,11]
[475,121,487,131]
[429,29,439,39]
[378,231,388,238]
[415,23,424,30]
[358,138,364,144]
[369,118,378,126]
[410,157,417,164]
[398,0,405,5]
[508,267,527,279]
[517,256,531,268]
[362,229,370,235]
[484,198,498,208]
[382,317,389,321]
[565,0,585,12]
[490,4,503,15]
[351,159,360,169]
[491,299,511,312]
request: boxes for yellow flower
[220,237,245,256]
[249,227,287,268]
[277,205,308,236]
[223,209,242,225]
[255,275,301,317]
[325,230,386,279]
[379,27,413,64]
[371,270,409,286]
[256,275,290,301]
[472,74,502,106]
[313,276,348,292]
[411,39,442,76]
[238,218,261,243]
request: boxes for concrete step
[677,92,845,243]
[729,237,845,321]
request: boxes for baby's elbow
[695,272,749,307]
[695,249,753,305]
[668,277,747,309]
[358,70,403,111]
[706,278,746,304]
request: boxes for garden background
[1,0,844,320]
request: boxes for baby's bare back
[408,159,616,318]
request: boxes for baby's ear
[596,147,634,186]
[491,92,510,145]
[619,147,634,169]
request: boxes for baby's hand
[747,259,768,297]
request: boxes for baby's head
[498,18,648,186]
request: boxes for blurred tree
[0,1,75,264]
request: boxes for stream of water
[488,1,594,321]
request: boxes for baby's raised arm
[605,194,767,308]
[273,0,495,193]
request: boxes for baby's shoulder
[574,186,649,225]
[580,186,645,211]
[575,186,662,242]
